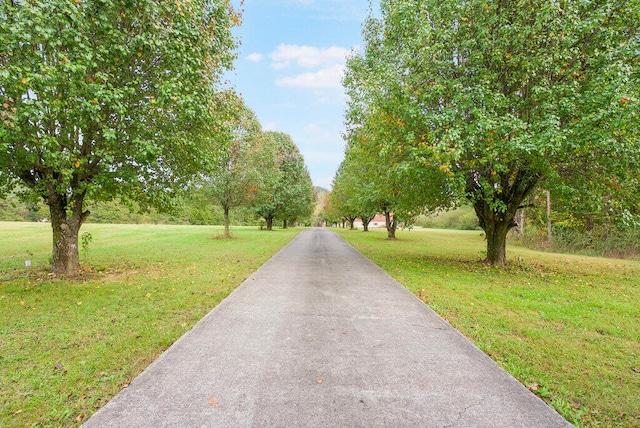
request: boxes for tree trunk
[266,215,274,231]
[47,191,90,275]
[473,199,518,265]
[361,214,373,232]
[223,206,231,238]
[467,167,541,265]
[484,220,511,265]
[385,211,396,239]
[283,219,288,229]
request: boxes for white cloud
[246,53,264,62]
[275,64,344,88]
[269,44,349,69]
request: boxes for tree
[550,129,640,232]
[0,0,239,274]
[351,0,639,264]
[205,101,264,238]
[322,191,342,227]
[330,162,360,230]
[0,190,47,222]
[253,132,315,230]
[277,142,315,228]
[342,31,451,239]
[312,186,330,227]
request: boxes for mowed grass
[336,228,640,428]
[0,222,302,427]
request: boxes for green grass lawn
[0,222,303,427]
[336,227,640,428]
[3,223,638,427]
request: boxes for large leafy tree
[278,160,315,228]
[338,118,450,238]
[205,101,264,238]
[0,0,239,274]
[253,131,315,230]
[550,100,640,231]
[330,163,360,230]
[342,25,451,239]
[352,0,639,264]
[321,191,343,227]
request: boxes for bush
[513,224,640,259]
[0,194,48,222]
[417,205,480,230]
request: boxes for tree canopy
[204,100,266,238]
[0,0,240,274]
[342,0,640,264]
[253,131,315,230]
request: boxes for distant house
[352,214,386,229]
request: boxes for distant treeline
[0,193,257,226]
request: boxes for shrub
[513,224,640,259]
[418,205,480,230]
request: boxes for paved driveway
[84,228,571,427]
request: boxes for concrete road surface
[84,228,572,427]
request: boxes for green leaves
[252,131,315,228]
[203,102,264,231]
[1,0,240,201]
[341,0,639,263]
[0,0,241,272]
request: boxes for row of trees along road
[0,0,315,274]
[252,131,316,231]
[338,0,640,265]
[202,102,315,236]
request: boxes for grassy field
[2,223,638,427]
[336,227,640,427]
[0,222,303,427]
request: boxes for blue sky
[228,0,372,189]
